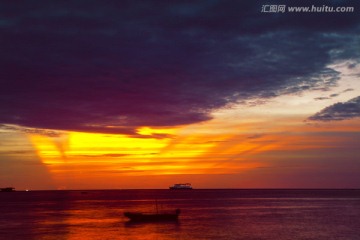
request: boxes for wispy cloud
[0,124,62,137]
[314,88,355,101]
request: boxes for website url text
[261,5,355,13]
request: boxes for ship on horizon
[169,183,192,190]
[0,187,15,192]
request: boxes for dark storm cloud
[308,96,360,121]
[1,1,359,134]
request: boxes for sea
[0,189,359,240]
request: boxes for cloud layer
[308,96,360,121]
[1,1,360,134]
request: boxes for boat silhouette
[124,209,181,222]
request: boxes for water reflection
[1,190,359,240]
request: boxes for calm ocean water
[0,189,359,240]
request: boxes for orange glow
[28,123,271,187]
[27,116,360,189]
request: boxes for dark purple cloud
[308,96,360,121]
[1,1,360,134]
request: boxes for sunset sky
[1,1,360,190]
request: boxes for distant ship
[169,183,192,190]
[0,187,15,192]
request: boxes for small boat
[124,209,181,222]
[169,183,192,190]
[0,187,15,192]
